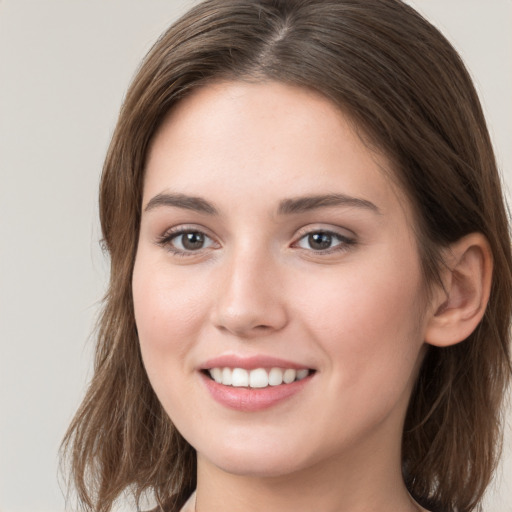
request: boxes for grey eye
[171,231,214,251]
[296,231,345,251]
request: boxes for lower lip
[201,372,313,412]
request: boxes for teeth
[283,368,296,384]
[249,368,269,388]
[231,368,249,387]
[211,367,222,384]
[268,367,283,386]
[222,367,232,385]
[296,369,309,380]
[207,367,311,387]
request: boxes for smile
[207,367,312,388]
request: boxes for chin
[206,451,306,478]
[193,431,322,479]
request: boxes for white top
[178,491,196,512]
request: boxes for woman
[62,1,512,511]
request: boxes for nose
[211,248,288,338]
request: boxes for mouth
[199,355,316,410]
[203,367,314,388]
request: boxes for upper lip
[199,354,314,371]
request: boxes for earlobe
[424,233,493,347]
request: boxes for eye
[294,230,355,252]
[157,229,217,254]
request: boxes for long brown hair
[62,1,512,511]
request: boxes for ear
[424,233,493,347]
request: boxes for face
[133,81,430,478]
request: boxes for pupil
[183,232,204,250]
[309,232,332,250]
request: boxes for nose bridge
[212,241,287,337]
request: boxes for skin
[133,81,437,512]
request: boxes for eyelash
[156,227,356,257]
[292,229,356,254]
[156,226,217,257]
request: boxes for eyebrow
[278,194,381,215]
[144,193,219,215]
[144,192,380,216]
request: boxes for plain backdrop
[0,1,511,511]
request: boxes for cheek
[132,256,210,373]
[294,251,426,391]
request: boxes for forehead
[143,80,410,220]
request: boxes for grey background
[0,1,510,511]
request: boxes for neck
[194,431,424,512]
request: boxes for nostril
[211,281,289,336]
[214,320,282,338]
